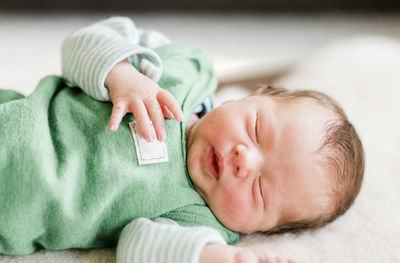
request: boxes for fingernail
[157,130,166,141]
[161,130,167,141]
[146,133,154,142]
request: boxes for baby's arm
[117,218,293,263]
[200,244,295,263]
[61,17,181,141]
[61,16,168,101]
[117,217,225,263]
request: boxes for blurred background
[1,0,400,97]
[1,0,400,12]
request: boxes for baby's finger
[157,90,183,122]
[129,100,154,142]
[146,99,166,141]
[267,256,293,263]
[161,105,174,119]
[110,100,127,132]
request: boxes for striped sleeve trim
[139,30,171,49]
[116,217,226,263]
[61,23,163,101]
[139,58,161,81]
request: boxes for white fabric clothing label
[129,121,169,165]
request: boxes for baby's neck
[185,113,199,141]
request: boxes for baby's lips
[214,150,224,178]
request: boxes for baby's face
[186,91,335,233]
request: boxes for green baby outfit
[0,44,239,255]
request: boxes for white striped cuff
[62,34,163,101]
[116,217,226,263]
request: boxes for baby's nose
[233,144,260,178]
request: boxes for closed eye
[258,176,265,209]
[252,175,264,208]
[252,177,258,205]
[254,113,259,144]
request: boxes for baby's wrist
[200,244,252,263]
[105,59,139,91]
[199,244,233,263]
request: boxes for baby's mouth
[207,148,220,180]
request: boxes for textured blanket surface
[1,35,399,262]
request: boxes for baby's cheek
[219,187,253,224]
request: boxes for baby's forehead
[252,94,334,124]
[269,94,330,111]
[271,99,335,168]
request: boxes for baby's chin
[206,202,260,233]
[213,212,258,234]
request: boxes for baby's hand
[105,60,183,142]
[200,244,299,263]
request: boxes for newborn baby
[0,17,364,263]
